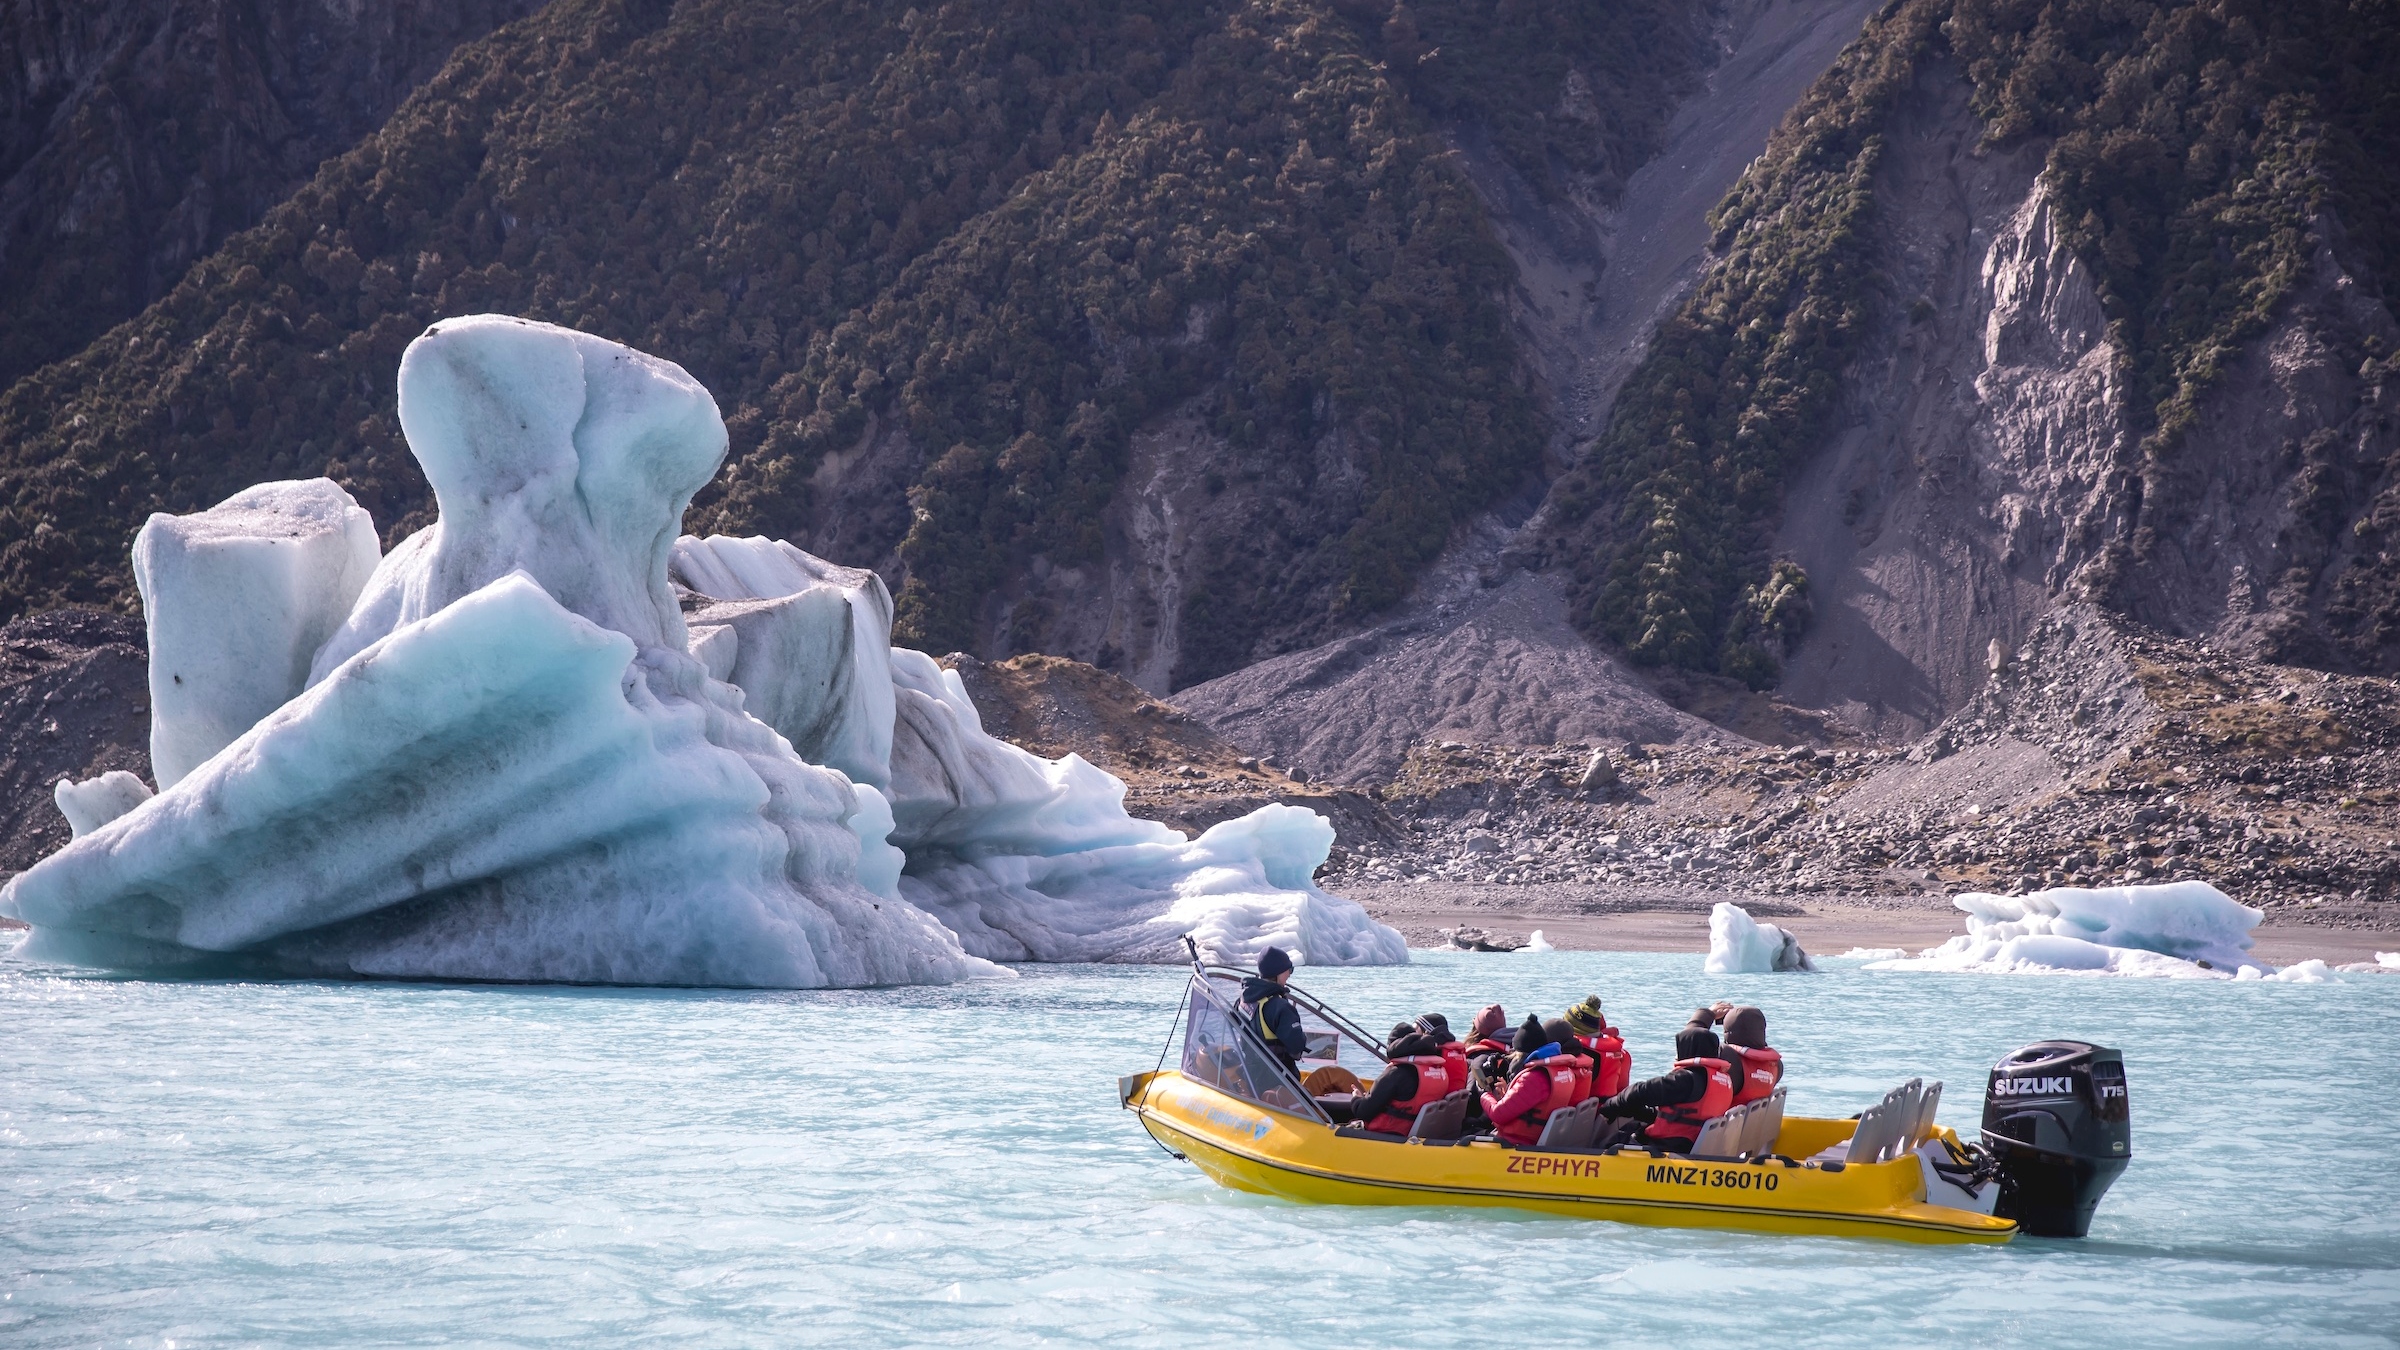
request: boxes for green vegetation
[0,0,1712,687]
[1550,0,1942,685]
[1554,0,2400,685]
[1951,0,2400,483]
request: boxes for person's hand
[1709,1000,1734,1023]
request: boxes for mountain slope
[0,0,1718,693]
[0,0,550,392]
[1542,0,2400,693]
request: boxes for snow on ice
[2,316,1401,985]
[1705,903,1816,973]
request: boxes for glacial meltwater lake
[5,938,2395,1346]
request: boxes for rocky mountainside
[1191,0,2400,784]
[0,0,2392,925]
[0,0,1720,695]
[0,0,549,391]
[0,608,149,874]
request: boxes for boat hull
[1123,1070,2015,1245]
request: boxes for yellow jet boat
[1120,960,2129,1245]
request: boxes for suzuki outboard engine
[1981,1040,2131,1237]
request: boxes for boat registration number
[1645,1163,1781,1192]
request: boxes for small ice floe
[2334,952,2400,976]
[1705,903,1816,973]
[1835,947,1908,961]
[1524,930,1555,953]
[2236,959,2334,983]
[1867,882,2338,980]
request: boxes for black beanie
[1675,1027,1721,1062]
[1541,1017,1578,1050]
[1258,946,1294,979]
[1415,1012,1453,1041]
[1511,1014,1547,1053]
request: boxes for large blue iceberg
[2,316,1404,985]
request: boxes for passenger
[1561,994,1633,1099]
[1464,1003,1509,1052]
[1715,1003,1782,1105]
[1540,1018,1599,1105]
[1339,1022,1460,1134]
[1237,946,1307,1075]
[1460,1003,1513,1095]
[1479,1017,1586,1147]
[1592,1026,1736,1154]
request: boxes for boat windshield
[1180,974,1328,1123]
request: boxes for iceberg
[674,544,1404,969]
[1,315,1400,983]
[134,478,380,788]
[1866,882,2282,979]
[1705,902,1816,973]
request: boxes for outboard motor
[1981,1040,2131,1237]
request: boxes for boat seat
[1533,1099,1599,1151]
[1408,1090,1472,1144]
[1831,1080,1918,1165]
[1334,1123,1410,1143]
[1689,1104,1746,1159]
[1820,1100,1896,1165]
[1909,1081,1943,1149]
[1887,1079,1923,1137]
[1739,1086,1787,1157]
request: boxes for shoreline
[1348,887,2400,966]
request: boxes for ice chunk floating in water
[0,315,1399,985]
[1705,902,1816,973]
[1869,882,2283,979]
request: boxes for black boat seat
[1407,1090,1472,1143]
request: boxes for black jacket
[1345,1030,1443,1125]
[1596,1059,1731,1120]
[1239,975,1308,1070]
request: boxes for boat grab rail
[1195,959,1392,1062]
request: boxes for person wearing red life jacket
[1479,1018,1586,1146]
[1560,994,1632,1099]
[1592,1026,1737,1153]
[1341,1019,1462,1134]
[1714,1003,1782,1105]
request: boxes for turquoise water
[5,937,2396,1346]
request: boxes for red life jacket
[1491,1054,1586,1146]
[1646,1058,1736,1141]
[1577,1030,1632,1099]
[1727,1044,1781,1106]
[1363,1053,1455,1134]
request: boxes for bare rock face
[0,0,547,388]
[2110,230,2400,675]
[1773,61,2400,741]
[0,608,150,877]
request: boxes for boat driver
[1238,946,1307,1074]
